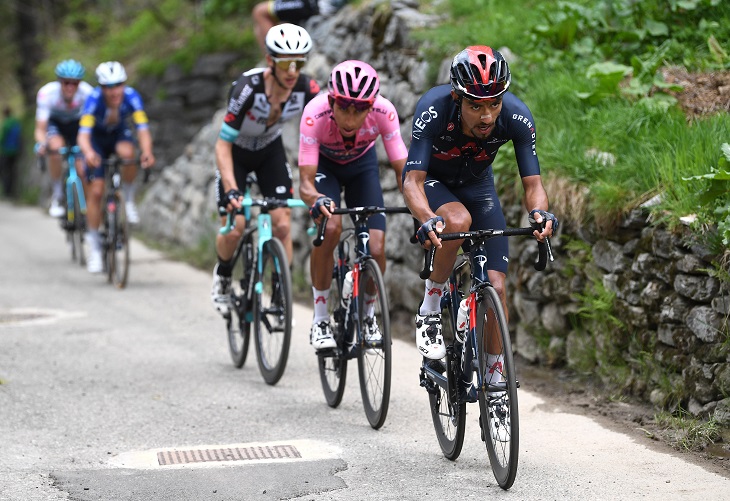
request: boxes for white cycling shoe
[310,321,336,351]
[415,312,446,359]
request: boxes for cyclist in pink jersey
[299,60,407,351]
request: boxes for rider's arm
[137,127,155,168]
[390,158,406,192]
[522,174,553,240]
[34,120,48,152]
[215,138,238,194]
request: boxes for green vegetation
[656,409,722,451]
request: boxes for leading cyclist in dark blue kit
[402,46,558,360]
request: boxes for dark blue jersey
[404,85,540,188]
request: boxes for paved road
[1,201,729,500]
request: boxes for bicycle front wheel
[476,285,519,490]
[428,297,466,459]
[107,192,129,288]
[254,238,292,385]
[356,259,391,429]
[71,182,86,266]
[228,232,254,368]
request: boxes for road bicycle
[219,174,307,385]
[99,156,137,289]
[418,224,553,489]
[313,205,410,429]
[50,145,87,266]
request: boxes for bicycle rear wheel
[318,259,348,407]
[476,285,519,490]
[254,238,292,385]
[356,259,391,429]
[228,232,253,368]
[107,192,129,288]
[71,183,86,266]
[427,297,466,459]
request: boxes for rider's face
[101,83,125,108]
[59,79,80,101]
[330,97,372,138]
[268,55,305,89]
[459,96,502,139]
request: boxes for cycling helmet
[265,23,313,56]
[55,59,85,79]
[328,60,380,101]
[95,61,128,86]
[450,46,511,100]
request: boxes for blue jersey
[404,85,540,189]
[79,86,149,135]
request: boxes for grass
[656,409,723,451]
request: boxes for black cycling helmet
[450,46,511,100]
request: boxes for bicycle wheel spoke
[227,234,252,368]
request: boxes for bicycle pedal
[424,358,446,374]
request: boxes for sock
[122,182,135,203]
[86,229,101,252]
[419,279,447,315]
[364,292,377,318]
[312,287,330,323]
[216,257,234,277]
[52,180,63,200]
[487,353,505,395]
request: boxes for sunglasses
[463,81,507,99]
[271,57,307,71]
[61,80,80,87]
[332,96,373,112]
[102,83,123,89]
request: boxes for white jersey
[35,81,95,124]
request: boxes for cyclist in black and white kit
[211,23,321,316]
[402,45,558,360]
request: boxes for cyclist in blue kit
[402,46,558,360]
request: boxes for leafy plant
[656,409,722,451]
[682,143,730,245]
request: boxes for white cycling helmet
[265,23,313,56]
[96,61,128,86]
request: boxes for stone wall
[508,208,730,424]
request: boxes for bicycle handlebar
[218,198,308,235]
[419,227,553,280]
[312,206,411,247]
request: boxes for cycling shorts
[47,118,80,147]
[315,146,386,231]
[85,126,135,182]
[216,136,292,204]
[271,0,319,23]
[423,175,509,274]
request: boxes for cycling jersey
[35,81,94,124]
[78,86,150,135]
[404,84,540,189]
[219,68,320,151]
[298,93,408,166]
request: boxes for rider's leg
[47,135,66,214]
[270,207,293,262]
[310,214,341,321]
[116,141,139,222]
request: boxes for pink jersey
[299,93,408,166]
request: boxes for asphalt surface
[1,200,729,500]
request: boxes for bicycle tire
[254,238,293,385]
[107,192,130,288]
[318,259,348,407]
[356,259,391,429]
[70,182,86,266]
[228,232,254,368]
[428,297,466,459]
[476,285,519,490]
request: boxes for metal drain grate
[157,444,301,465]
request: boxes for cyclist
[34,59,94,217]
[299,60,407,351]
[252,0,348,56]
[77,61,155,273]
[402,46,558,360]
[211,23,321,317]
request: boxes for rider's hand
[528,209,558,241]
[220,188,243,213]
[309,196,334,222]
[416,216,445,249]
[140,151,155,169]
[84,150,101,168]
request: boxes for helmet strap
[270,62,288,90]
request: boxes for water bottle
[455,298,469,344]
[341,270,354,307]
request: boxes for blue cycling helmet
[55,59,86,79]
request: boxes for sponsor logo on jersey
[413,106,438,132]
[224,112,236,124]
[447,122,455,131]
[388,111,396,121]
[300,133,317,145]
[229,84,253,114]
[383,129,401,141]
[305,117,314,126]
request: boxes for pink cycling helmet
[328,60,380,101]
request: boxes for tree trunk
[13,0,45,110]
